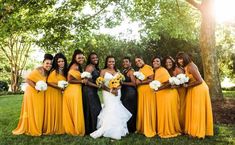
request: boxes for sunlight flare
[214,0,235,23]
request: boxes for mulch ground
[212,98,235,124]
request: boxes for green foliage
[35,0,121,52]
[124,0,200,42]
[216,24,235,80]
[0,95,234,145]
[0,51,10,82]
[79,33,202,73]
[0,81,9,91]
[223,90,235,98]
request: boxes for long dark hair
[104,55,117,72]
[176,52,192,67]
[52,53,68,77]
[68,49,84,73]
[162,56,176,76]
[86,52,99,70]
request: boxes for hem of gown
[43,131,65,135]
[158,133,181,138]
[136,131,156,138]
[12,131,42,136]
[185,132,214,139]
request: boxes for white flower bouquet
[35,80,47,91]
[149,80,161,91]
[169,74,189,86]
[176,74,189,84]
[20,83,28,92]
[58,80,68,89]
[169,77,181,85]
[81,71,92,79]
[133,71,145,81]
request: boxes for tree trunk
[200,0,223,99]
[10,68,19,92]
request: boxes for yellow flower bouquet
[108,73,125,89]
[115,72,125,82]
[96,77,104,87]
[109,78,121,89]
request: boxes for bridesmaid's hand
[171,85,179,89]
[154,89,159,92]
[136,79,141,86]
[82,79,88,85]
[183,83,189,88]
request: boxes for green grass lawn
[0,93,235,145]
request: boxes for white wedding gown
[90,72,132,140]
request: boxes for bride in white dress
[90,56,132,140]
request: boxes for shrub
[0,81,9,91]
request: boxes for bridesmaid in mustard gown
[177,52,213,138]
[43,53,68,135]
[63,49,87,136]
[163,55,187,130]
[12,54,53,136]
[152,56,181,138]
[135,56,156,137]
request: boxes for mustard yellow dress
[136,65,156,137]
[177,86,187,131]
[155,67,181,138]
[173,69,187,131]
[43,70,66,135]
[63,69,85,136]
[12,69,46,136]
[184,65,213,138]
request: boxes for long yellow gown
[177,86,187,131]
[63,69,85,136]
[136,64,156,137]
[155,67,181,138]
[43,70,65,135]
[184,64,213,138]
[173,69,187,131]
[12,69,46,136]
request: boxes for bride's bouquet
[96,77,104,87]
[58,80,68,89]
[149,80,161,91]
[116,72,125,82]
[35,80,47,91]
[109,78,120,89]
[133,71,145,81]
[109,73,124,89]
[81,71,92,79]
